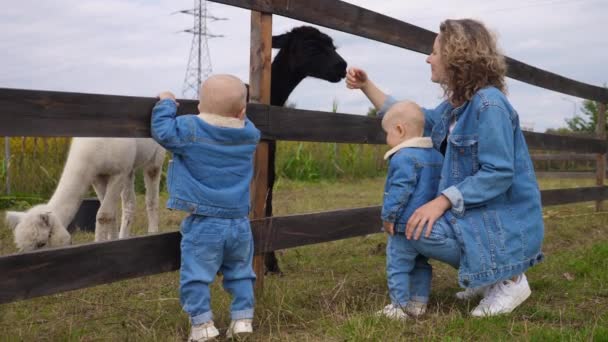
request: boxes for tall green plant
[280,142,321,181]
[561,84,607,134]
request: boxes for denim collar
[384,137,433,160]
[432,101,469,150]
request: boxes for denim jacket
[382,137,443,232]
[380,87,544,288]
[151,99,260,218]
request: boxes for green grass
[1,178,608,340]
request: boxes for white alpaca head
[5,204,72,252]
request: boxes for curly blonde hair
[439,19,507,105]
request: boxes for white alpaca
[5,137,165,252]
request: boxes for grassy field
[1,177,608,341]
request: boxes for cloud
[0,0,606,132]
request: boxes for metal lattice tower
[178,0,226,99]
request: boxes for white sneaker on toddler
[455,285,491,301]
[376,304,408,321]
[471,274,531,317]
[405,301,427,317]
[226,319,253,339]
[189,321,220,341]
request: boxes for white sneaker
[455,285,491,301]
[405,301,427,317]
[471,274,531,317]
[376,304,408,321]
[226,319,253,339]
[189,321,220,341]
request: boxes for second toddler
[378,101,443,320]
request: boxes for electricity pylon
[177,0,226,99]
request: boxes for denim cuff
[442,186,465,217]
[380,211,396,223]
[157,98,178,107]
[377,95,398,118]
[410,295,429,304]
[231,308,254,320]
[191,310,213,326]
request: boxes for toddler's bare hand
[383,221,395,236]
[158,91,177,101]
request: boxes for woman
[347,19,544,317]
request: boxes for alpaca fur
[6,137,165,252]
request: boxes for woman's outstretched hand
[406,195,452,240]
[346,67,369,89]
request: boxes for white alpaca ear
[39,212,51,228]
[5,211,25,230]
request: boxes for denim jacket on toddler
[382,137,443,232]
[379,87,545,288]
[151,99,261,218]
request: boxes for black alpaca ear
[272,33,290,49]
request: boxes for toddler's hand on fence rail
[406,195,452,240]
[157,91,178,105]
[345,67,369,89]
[383,221,395,236]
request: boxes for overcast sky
[1,0,606,132]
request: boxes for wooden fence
[1,0,607,304]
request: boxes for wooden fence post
[248,10,272,294]
[4,136,9,194]
[596,102,606,211]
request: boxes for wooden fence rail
[0,88,605,153]
[207,0,608,103]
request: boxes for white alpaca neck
[47,146,96,227]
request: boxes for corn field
[0,137,389,203]
[1,137,71,200]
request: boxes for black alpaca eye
[36,242,46,248]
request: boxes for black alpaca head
[272,26,347,83]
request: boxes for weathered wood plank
[251,206,381,252]
[541,186,608,206]
[531,153,596,161]
[0,88,196,137]
[248,10,273,292]
[207,0,608,103]
[597,102,607,210]
[2,88,603,153]
[523,131,605,154]
[246,104,385,144]
[0,206,381,304]
[0,88,382,143]
[536,172,598,179]
[0,232,181,304]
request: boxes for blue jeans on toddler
[179,215,256,325]
[387,217,461,307]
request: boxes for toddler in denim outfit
[377,101,443,320]
[151,74,260,341]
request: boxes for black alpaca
[264,26,347,274]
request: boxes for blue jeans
[387,217,461,306]
[179,215,256,325]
